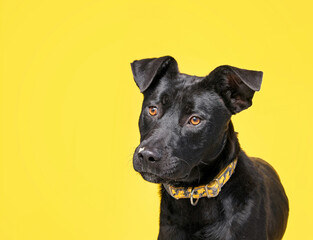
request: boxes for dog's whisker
[199,160,209,165]
[179,158,191,167]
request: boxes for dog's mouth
[133,150,193,184]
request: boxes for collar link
[163,158,238,206]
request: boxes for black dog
[131,56,289,240]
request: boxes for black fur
[131,56,289,240]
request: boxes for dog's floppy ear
[209,65,263,114]
[131,56,178,93]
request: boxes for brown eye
[189,116,201,125]
[148,106,158,116]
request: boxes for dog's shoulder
[250,157,284,184]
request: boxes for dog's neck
[201,121,240,182]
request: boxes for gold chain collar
[163,158,238,206]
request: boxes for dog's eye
[189,116,201,125]
[148,106,158,116]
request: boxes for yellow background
[1,0,312,239]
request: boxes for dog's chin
[140,172,164,183]
[140,172,190,184]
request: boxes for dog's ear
[131,56,178,93]
[209,65,263,114]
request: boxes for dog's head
[131,56,262,184]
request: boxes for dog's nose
[138,148,161,162]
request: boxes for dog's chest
[161,196,222,228]
[159,197,238,240]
